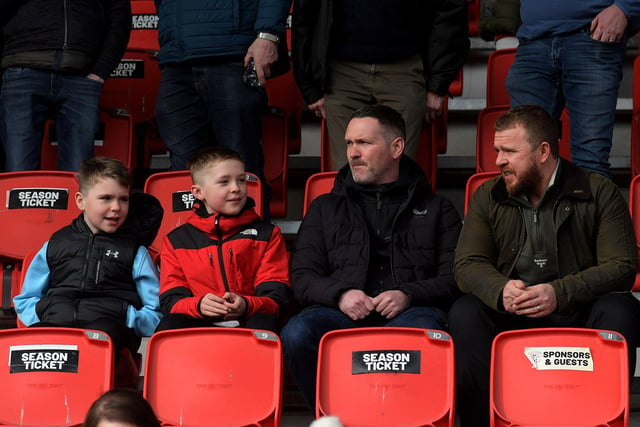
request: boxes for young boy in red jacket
[156,147,290,333]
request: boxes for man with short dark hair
[450,104,640,427]
[281,104,462,408]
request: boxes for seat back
[631,57,640,176]
[628,174,640,291]
[143,171,262,257]
[490,328,628,427]
[143,328,282,427]
[101,48,162,126]
[128,0,160,51]
[486,48,516,107]
[42,108,136,172]
[0,171,79,261]
[303,171,338,216]
[464,172,500,215]
[0,327,114,426]
[476,106,571,173]
[316,327,455,427]
[0,171,80,312]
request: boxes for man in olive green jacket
[450,105,640,427]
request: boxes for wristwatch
[257,32,280,44]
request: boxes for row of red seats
[3,167,640,316]
[0,323,628,426]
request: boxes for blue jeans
[280,305,447,409]
[0,67,101,171]
[155,61,267,178]
[506,28,626,178]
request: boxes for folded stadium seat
[491,328,628,427]
[467,0,480,37]
[100,0,164,169]
[144,327,282,427]
[628,174,640,291]
[261,108,290,218]
[475,106,571,173]
[302,171,338,217]
[0,327,114,426]
[631,56,640,176]
[41,108,137,173]
[265,67,303,156]
[0,171,80,315]
[320,118,438,192]
[316,327,455,427]
[486,48,517,108]
[463,171,500,216]
[143,170,263,261]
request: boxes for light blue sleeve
[13,243,50,326]
[127,246,162,336]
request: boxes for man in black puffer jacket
[0,0,130,172]
[281,104,462,408]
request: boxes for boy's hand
[222,292,247,320]
[199,293,228,318]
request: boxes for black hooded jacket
[291,156,462,311]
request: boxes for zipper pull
[208,253,213,266]
[229,248,233,265]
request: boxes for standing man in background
[291,0,469,170]
[506,0,640,178]
[0,0,131,171]
[154,0,291,197]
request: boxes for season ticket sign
[7,188,68,209]
[9,344,79,373]
[172,191,195,212]
[352,350,421,374]
[524,346,594,372]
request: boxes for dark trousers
[449,293,640,427]
[155,312,281,334]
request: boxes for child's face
[192,159,247,216]
[75,177,130,234]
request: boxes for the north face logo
[240,229,258,236]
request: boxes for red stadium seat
[0,171,80,313]
[631,57,640,176]
[464,171,500,215]
[0,327,114,427]
[476,106,571,173]
[491,328,628,427]
[144,328,282,427]
[467,0,480,37]
[486,48,516,108]
[316,327,455,427]
[41,108,136,173]
[303,171,338,216]
[628,174,640,291]
[143,171,263,260]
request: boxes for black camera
[243,60,261,88]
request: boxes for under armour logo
[105,250,119,258]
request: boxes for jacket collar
[188,197,260,236]
[333,155,430,199]
[491,158,593,204]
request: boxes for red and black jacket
[159,200,290,319]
